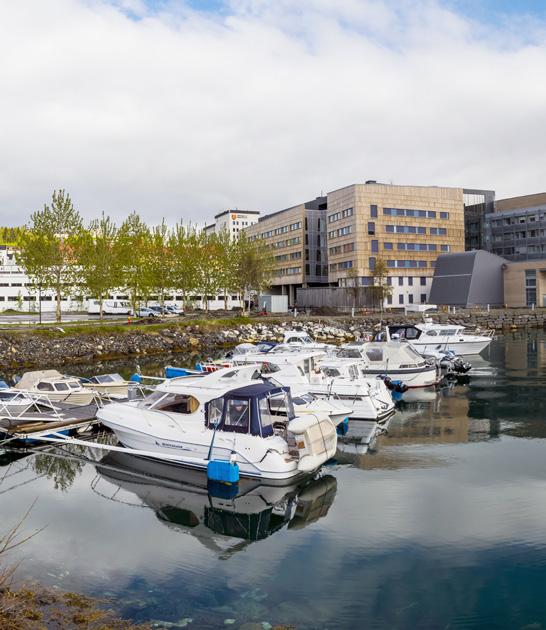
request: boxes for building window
[420,277,427,286]
[368,222,375,235]
[369,257,376,271]
[408,294,414,303]
[387,295,392,305]
[370,204,378,218]
[343,242,355,253]
[408,277,413,286]
[399,294,404,305]
[339,260,353,269]
[384,242,393,250]
[441,244,450,252]
[398,277,404,286]
[387,277,392,286]
[525,269,537,307]
[420,293,426,303]
[430,227,447,236]
[440,212,449,219]
[371,240,378,253]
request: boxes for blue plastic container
[336,417,350,436]
[207,459,240,483]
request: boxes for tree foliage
[17,190,83,322]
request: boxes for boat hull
[413,339,491,356]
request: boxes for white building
[204,209,260,241]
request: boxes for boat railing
[0,389,68,421]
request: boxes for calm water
[2,331,546,629]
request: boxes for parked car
[137,307,161,318]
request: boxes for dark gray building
[464,189,496,251]
[484,193,546,261]
[429,250,505,307]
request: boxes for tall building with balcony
[484,193,546,261]
[246,197,328,304]
[326,182,466,306]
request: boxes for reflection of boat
[93,452,337,552]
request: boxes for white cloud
[0,0,545,227]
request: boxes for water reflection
[93,452,337,556]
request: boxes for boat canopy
[205,383,295,437]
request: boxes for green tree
[117,212,150,312]
[142,220,173,310]
[76,213,121,319]
[232,235,272,315]
[17,190,83,322]
[170,224,200,310]
[371,257,392,314]
[195,232,225,312]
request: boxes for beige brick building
[504,260,546,307]
[326,183,466,306]
[246,182,466,307]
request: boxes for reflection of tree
[32,450,85,493]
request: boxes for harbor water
[2,330,546,629]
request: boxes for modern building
[503,259,546,308]
[484,193,546,261]
[463,189,496,251]
[204,209,260,241]
[246,182,474,307]
[325,182,466,307]
[429,250,506,308]
[246,196,328,304]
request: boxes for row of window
[386,260,429,268]
[329,260,353,271]
[386,242,450,252]
[329,242,355,255]
[261,222,302,239]
[384,225,448,235]
[489,212,546,228]
[274,266,301,276]
[274,251,302,262]
[387,294,428,305]
[328,207,354,223]
[271,237,301,249]
[383,208,449,220]
[328,225,353,239]
[386,276,428,286]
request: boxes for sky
[1,0,546,227]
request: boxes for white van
[87,299,132,315]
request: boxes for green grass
[17,316,258,338]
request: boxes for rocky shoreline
[0,310,544,370]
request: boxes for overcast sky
[1,0,546,227]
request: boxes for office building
[204,209,260,241]
[246,197,328,305]
[464,189,496,251]
[484,193,546,261]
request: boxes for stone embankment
[0,309,544,370]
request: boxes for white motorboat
[97,368,337,482]
[338,341,441,388]
[279,330,335,352]
[232,350,395,422]
[12,370,97,406]
[387,323,493,356]
[80,373,131,398]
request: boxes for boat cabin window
[54,382,69,391]
[392,327,420,340]
[349,365,359,379]
[154,393,199,413]
[224,398,250,433]
[37,382,54,391]
[425,329,438,336]
[67,381,80,389]
[365,348,383,362]
[207,397,223,426]
[260,362,280,375]
[292,393,314,405]
[338,348,361,359]
[323,367,341,378]
[442,329,458,336]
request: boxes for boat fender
[207,459,240,484]
[336,417,350,436]
[129,373,142,383]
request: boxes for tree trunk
[224,289,228,311]
[56,285,62,322]
[99,296,104,320]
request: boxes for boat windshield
[224,398,250,433]
[337,348,361,358]
[365,348,384,362]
